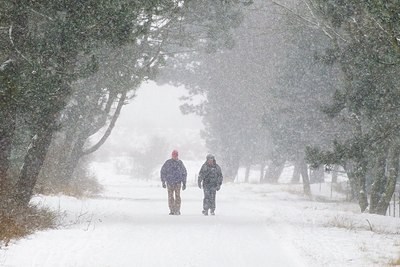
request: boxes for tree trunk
[355,159,368,212]
[299,158,311,196]
[14,124,55,206]
[343,163,358,201]
[333,35,368,209]
[310,165,324,183]
[59,135,86,187]
[376,144,400,215]
[263,158,285,183]
[0,86,17,196]
[82,92,127,156]
[244,165,250,183]
[331,165,339,183]
[291,157,301,184]
[259,162,265,183]
[369,147,388,214]
[221,155,240,183]
[51,91,122,187]
[55,92,127,187]
[352,113,368,212]
[0,0,28,197]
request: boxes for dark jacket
[161,159,187,185]
[198,160,223,188]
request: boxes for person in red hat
[160,150,187,215]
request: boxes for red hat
[172,150,179,157]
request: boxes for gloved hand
[182,183,186,190]
[198,182,202,189]
[216,185,221,191]
[162,182,166,188]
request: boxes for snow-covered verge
[0,163,399,266]
[236,182,400,266]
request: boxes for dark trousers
[203,187,217,211]
[167,183,181,213]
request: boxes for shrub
[0,204,57,246]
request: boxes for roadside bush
[0,204,57,246]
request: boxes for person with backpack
[161,150,187,215]
[198,154,223,216]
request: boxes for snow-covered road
[1,170,307,267]
[2,164,399,267]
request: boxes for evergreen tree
[303,0,400,214]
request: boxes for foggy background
[93,81,206,180]
[1,1,400,265]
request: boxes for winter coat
[198,160,223,189]
[161,159,187,185]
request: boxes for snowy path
[0,173,308,267]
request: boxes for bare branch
[81,92,127,156]
[271,0,348,42]
[271,1,317,27]
[29,8,54,21]
[9,25,33,65]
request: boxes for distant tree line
[158,0,400,215]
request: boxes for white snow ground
[1,163,399,267]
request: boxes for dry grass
[51,174,103,198]
[0,204,58,247]
[67,173,104,198]
[389,257,400,266]
[36,170,103,198]
[323,215,400,236]
[324,215,357,230]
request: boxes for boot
[210,210,215,216]
[202,210,208,216]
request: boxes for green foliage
[0,0,248,239]
[302,0,400,213]
[306,138,356,169]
